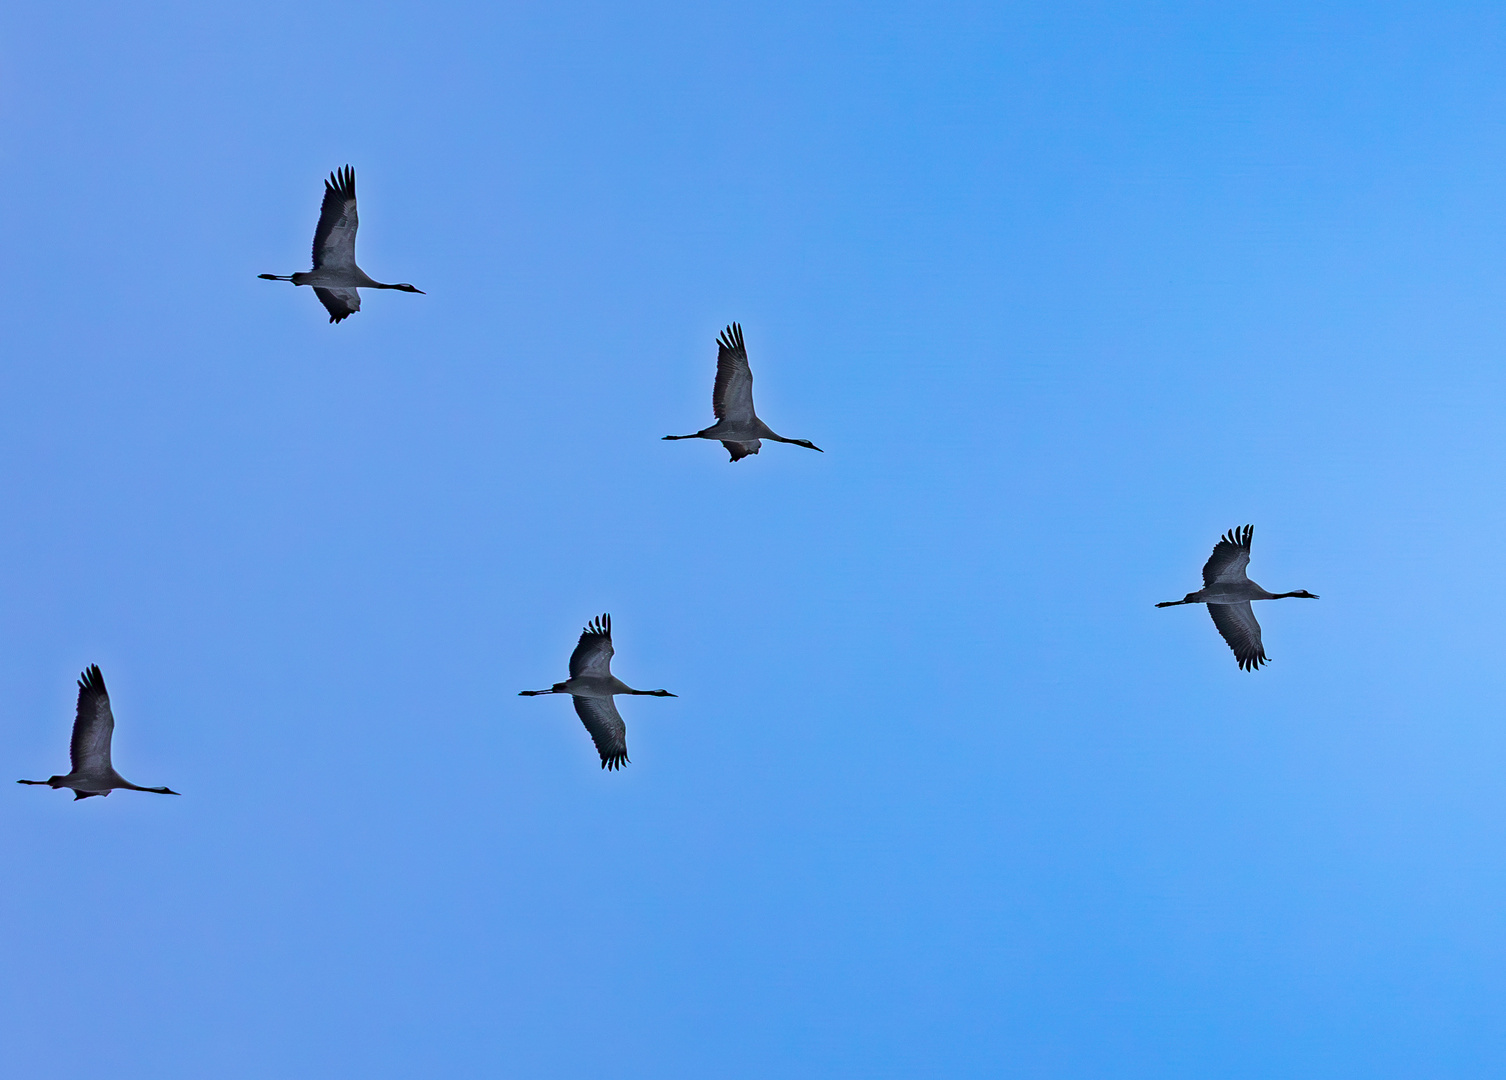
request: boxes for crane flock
[16,164,1325,792]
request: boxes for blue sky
[4,1,1506,1076]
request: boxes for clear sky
[4,1,1506,1076]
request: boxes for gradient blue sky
[4,1,1506,1076]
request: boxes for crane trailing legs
[519,614,676,770]
[259,165,423,323]
[1156,525,1318,670]
[664,323,822,461]
[17,666,179,800]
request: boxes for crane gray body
[664,323,822,461]
[259,166,424,323]
[518,614,676,770]
[1156,525,1319,671]
[18,666,179,800]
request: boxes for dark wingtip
[716,322,745,353]
[79,664,105,694]
[1218,524,1254,549]
[326,165,355,195]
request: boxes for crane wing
[572,695,629,770]
[721,439,761,461]
[568,614,614,678]
[69,665,115,777]
[312,166,358,271]
[712,323,755,424]
[1202,525,1253,585]
[314,287,361,323]
[1208,602,1267,671]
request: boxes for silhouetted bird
[1157,525,1318,670]
[259,166,423,323]
[664,323,822,461]
[519,615,675,769]
[18,666,179,799]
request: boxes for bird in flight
[1156,525,1318,670]
[259,165,424,323]
[519,614,676,770]
[664,323,823,461]
[18,666,179,800]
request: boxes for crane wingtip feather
[78,664,106,694]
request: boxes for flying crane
[664,323,822,461]
[18,666,179,799]
[259,166,424,323]
[519,615,676,770]
[1156,525,1318,670]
